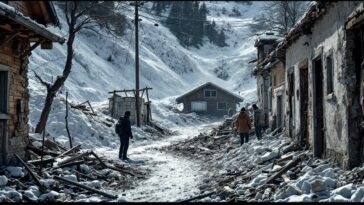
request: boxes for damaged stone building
[0,1,64,164]
[253,33,283,130]
[270,1,364,169]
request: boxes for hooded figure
[235,107,252,145]
[115,111,133,160]
[252,104,264,140]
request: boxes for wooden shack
[176,82,243,117]
[0,1,65,165]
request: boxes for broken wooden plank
[74,171,98,181]
[58,151,91,166]
[44,138,67,151]
[14,154,43,189]
[90,151,135,176]
[53,160,84,169]
[178,191,215,202]
[27,158,55,166]
[90,151,107,168]
[54,175,118,199]
[264,153,305,185]
[57,144,81,158]
[27,144,60,157]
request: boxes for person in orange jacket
[235,107,252,145]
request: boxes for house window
[0,69,8,115]
[217,102,227,110]
[326,55,334,94]
[204,89,216,98]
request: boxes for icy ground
[95,122,219,202]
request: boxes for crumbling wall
[284,1,363,169]
[109,97,146,125]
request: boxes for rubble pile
[0,135,149,202]
[168,118,364,202]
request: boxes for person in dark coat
[115,111,133,160]
[252,104,264,140]
[235,107,252,145]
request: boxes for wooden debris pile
[168,117,325,202]
[0,136,147,202]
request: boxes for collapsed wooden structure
[6,135,144,201]
[0,1,65,165]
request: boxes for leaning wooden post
[65,92,73,148]
[111,90,116,117]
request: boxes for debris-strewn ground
[164,118,364,202]
[0,120,179,203]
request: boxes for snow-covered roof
[254,35,282,47]
[275,1,332,52]
[176,82,244,103]
[0,2,65,43]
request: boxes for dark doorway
[288,70,295,139]
[300,63,309,148]
[353,27,364,164]
[313,56,325,158]
[277,94,283,130]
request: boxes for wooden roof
[176,82,244,103]
[0,2,65,43]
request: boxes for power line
[138,6,250,23]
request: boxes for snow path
[94,122,219,202]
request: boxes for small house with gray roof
[176,82,243,117]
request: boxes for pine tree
[217,30,228,47]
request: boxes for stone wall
[109,96,147,125]
[0,38,30,165]
[284,1,363,169]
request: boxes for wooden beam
[58,151,91,166]
[179,191,215,202]
[57,144,81,158]
[108,87,153,94]
[54,176,118,199]
[27,158,55,166]
[52,160,84,169]
[14,154,42,189]
[0,31,20,48]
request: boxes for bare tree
[34,1,126,134]
[250,1,308,35]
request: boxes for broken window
[0,69,8,115]
[217,102,227,110]
[204,90,216,98]
[326,54,334,94]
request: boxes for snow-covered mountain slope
[27,2,265,148]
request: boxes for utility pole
[134,0,141,127]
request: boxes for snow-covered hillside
[28,2,265,148]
